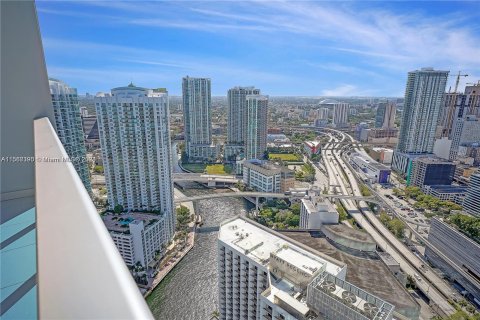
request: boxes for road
[322,129,456,317]
[174,191,376,204]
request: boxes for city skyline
[37,1,480,96]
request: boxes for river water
[146,187,251,320]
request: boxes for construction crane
[448,71,468,93]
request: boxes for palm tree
[209,310,220,320]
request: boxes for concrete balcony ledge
[34,117,153,319]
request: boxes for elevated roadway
[325,129,456,316]
[174,191,379,205]
[173,173,240,184]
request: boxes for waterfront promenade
[144,188,196,297]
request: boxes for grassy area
[269,153,301,161]
[206,164,233,175]
[182,163,207,173]
[182,163,233,174]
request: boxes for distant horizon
[37,1,479,96]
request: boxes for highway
[174,191,377,204]
[322,129,456,316]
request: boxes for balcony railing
[34,118,153,319]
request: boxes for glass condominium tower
[182,76,218,161]
[225,86,261,160]
[49,78,92,193]
[245,95,268,160]
[397,68,449,154]
[95,84,175,240]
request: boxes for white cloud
[321,84,365,97]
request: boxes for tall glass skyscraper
[397,68,449,154]
[392,68,449,174]
[182,76,218,161]
[225,86,261,160]
[245,95,268,160]
[49,78,92,193]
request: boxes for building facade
[409,157,455,188]
[392,68,449,174]
[182,76,218,161]
[49,79,92,193]
[425,217,480,301]
[332,103,349,128]
[218,217,394,320]
[245,95,268,160]
[225,87,261,159]
[300,198,338,229]
[242,160,294,193]
[463,173,480,215]
[375,102,396,129]
[422,185,467,204]
[449,115,480,161]
[95,84,175,240]
[103,213,169,267]
[437,83,480,139]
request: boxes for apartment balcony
[34,118,153,319]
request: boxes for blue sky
[37,1,480,96]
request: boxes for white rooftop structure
[219,217,345,277]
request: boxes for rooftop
[219,217,344,276]
[281,231,419,316]
[244,159,292,175]
[301,198,337,215]
[102,212,160,233]
[414,157,454,165]
[425,185,468,193]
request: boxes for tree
[360,184,372,197]
[290,203,301,216]
[93,165,104,174]
[404,186,422,199]
[114,204,124,214]
[337,205,348,221]
[176,205,191,231]
[210,310,220,320]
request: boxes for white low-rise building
[103,213,168,267]
[300,198,338,229]
[243,159,294,193]
[218,217,395,320]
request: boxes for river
[148,143,250,319]
[146,188,251,319]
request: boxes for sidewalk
[143,188,196,297]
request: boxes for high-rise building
[463,173,480,215]
[317,107,329,120]
[49,78,92,193]
[375,102,396,128]
[392,68,449,174]
[182,76,218,161]
[332,103,349,128]
[245,95,268,160]
[449,115,480,160]
[437,83,480,139]
[217,217,395,320]
[225,86,261,160]
[95,84,175,239]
